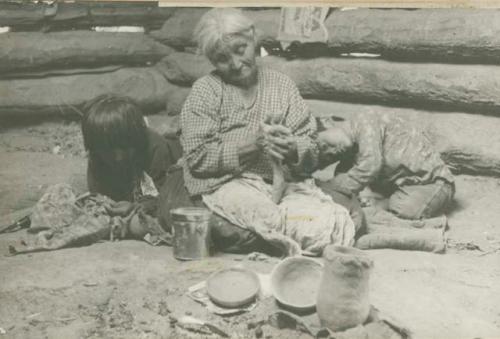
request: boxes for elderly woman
[160,8,356,256]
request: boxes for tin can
[170,207,212,260]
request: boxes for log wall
[151,8,500,63]
[0,32,173,75]
[0,2,175,31]
[1,4,500,178]
[158,52,500,115]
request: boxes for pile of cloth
[8,183,170,255]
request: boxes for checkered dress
[181,67,318,196]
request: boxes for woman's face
[209,34,257,87]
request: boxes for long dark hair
[82,95,148,196]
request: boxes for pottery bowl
[270,257,323,312]
[206,267,260,308]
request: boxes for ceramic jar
[316,245,374,332]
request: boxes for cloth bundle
[355,207,447,253]
[9,183,170,255]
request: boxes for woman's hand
[261,123,298,162]
[237,131,266,167]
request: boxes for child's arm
[87,160,112,197]
[282,77,319,177]
[146,131,182,191]
[333,117,383,194]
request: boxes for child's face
[317,127,353,158]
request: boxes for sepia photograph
[0,1,499,338]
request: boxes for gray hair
[193,8,255,58]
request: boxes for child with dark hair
[81,95,182,220]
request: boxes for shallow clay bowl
[206,267,260,308]
[271,257,323,312]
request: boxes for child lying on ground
[7,96,183,254]
[316,111,455,220]
[81,94,182,238]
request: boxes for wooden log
[0,67,172,117]
[0,32,173,75]
[150,8,500,63]
[0,2,90,32]
[149,8,280,50]
[157,53,213,86]
[0,66,124,80]
[308,100,500,178]
[159,52,500,115]
[0,2,175,31]
[44,2,89,31]
[0,2,55,29]
[164,85,191,116]
[323,8,500,63]
[149,7,206,49]
[88,2,175,30]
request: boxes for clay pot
[271,257,323,312]
[316,245,373,332]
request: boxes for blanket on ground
[8,183,170,255]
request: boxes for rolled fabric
[355,229,446,253]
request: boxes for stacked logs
[1,4,500,177]
[0,2,175,31]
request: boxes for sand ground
[0,121,499,339]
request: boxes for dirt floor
[0,121,499,339]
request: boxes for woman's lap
[201,174,282,234]
[159,169,356,255]
[158,167,273,254]
[203,176,356,254]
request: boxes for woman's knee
[210,214,261,253]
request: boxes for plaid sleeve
[333,115,383,193]
[180,77,240,178]
[282,77,319,177]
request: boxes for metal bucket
[170,207,212,261]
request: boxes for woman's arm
[181,78,262,178]
[181,78,239,178]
